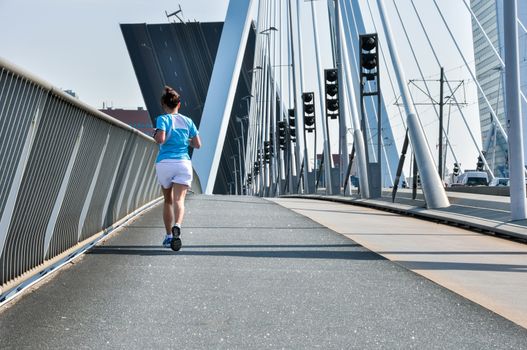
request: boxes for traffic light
[453,163,460,176]
[302,92,315,132]
[288,109,296,142]
[247,173,252,185]
[476,156,484,171]
[359,34,378,80]
[324,69,339,119]
[253,161,260,175]
[264,141,273,163]
[278,121,287,150]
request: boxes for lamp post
[260,26,278,196]
[248,66,262,195]
[236,115,248,172]
[241,94,253,115]
[235,136,244,194]
[231,155,238,195]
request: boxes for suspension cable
[391,0,459,166]
[410,0,495,179]
[431,0,507,146]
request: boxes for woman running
[154,86,201,251]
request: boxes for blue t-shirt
[155,113,198,162]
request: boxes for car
[457,171,489,186]
[489,177,509,186]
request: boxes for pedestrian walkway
[272,197,527,330]
[302,189,527,241]
[0,195,526,349]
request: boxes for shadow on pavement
[88,243,382,260]
[400,260,527,273]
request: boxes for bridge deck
[0,195,526,349]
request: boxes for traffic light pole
[286,0,301,193]
[310,0,333,194]
[294,0,310,192]
[337,0,369,198]
[358,33,382,198]
[277,0,285,195]
[438,67,444,179]
[376,0,449,209]
[334,0,351,195]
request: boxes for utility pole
[438,67,444,179]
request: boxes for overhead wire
[410,0,495,179]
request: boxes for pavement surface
[271,197,527,329]
[297,189,527,241]
[0,195,526,349]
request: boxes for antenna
[165,4,184,23]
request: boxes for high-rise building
[470,0,527,177]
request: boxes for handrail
[0,57,160,289]
[0,56,154,142]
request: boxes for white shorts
[155,159,193,189]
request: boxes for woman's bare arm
[154,129,166,144]
[190,135,201,149]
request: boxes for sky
[0,0,483,177]
[0,0,230,109]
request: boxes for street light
[259,26,279,195]
[260,26,278,34]
[235,136,244,195]
[230,155,238,195]
[240,94,253,114]
[248,66,262,74]
[235,115,248,171]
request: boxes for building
[63,89,79,99]
[100,107,153,136]
[470,0,527,177]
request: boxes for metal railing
[0,57,160,289]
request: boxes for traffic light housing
[324,69,339,119]
[453,163,460,176]
[278,121,287,150]
[302,92,315,132]
[476,156,484,171]
[359,34,378,81]
[288,109,296,142]
[264,141,273,163]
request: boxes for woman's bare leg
[173,184,188,225]
[162,186,174,234]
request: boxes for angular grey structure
[121,21,256,194]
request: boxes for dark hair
[160,86,181,109]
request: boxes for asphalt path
[0,195,526,349]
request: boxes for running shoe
[170,237,182,251]
[171,225,181,238]
[171,226,182,251]
[162,235,172,248]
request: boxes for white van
[457,171,488,186]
